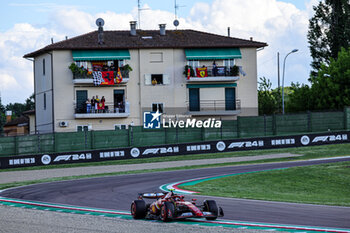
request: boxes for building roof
[24,29,267,58]
[4,116,29,127]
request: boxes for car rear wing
[138,192,166,199]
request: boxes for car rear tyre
[204,200,218,220]
[160,202,175,222]
[131,200,147,219]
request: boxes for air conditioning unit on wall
[59,121,68,127]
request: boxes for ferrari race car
[131,191,224,222]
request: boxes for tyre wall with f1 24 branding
[0,131,349,169]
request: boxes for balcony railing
[186,66,244,82]
[187,99,241,115]
[74,102,130,118]
[72,69,130,85]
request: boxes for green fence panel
[276,114,309,135]
[221,120,238,139]
[0,137,16,157]
[311,111,344,132]
[239,116,270,138]
[346,107,350,130]
[54,132,86,152]
[93,130,129,149]
[17,135,38,155]
[37,134,55,153]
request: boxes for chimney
[5,111,12,123]
[130,21,137,36]
[227,27,230,37]
[98,25,104,45]
[250,37,253,41]
[159,24,166,36]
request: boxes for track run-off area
[1,156,350,233]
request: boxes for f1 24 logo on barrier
[228,141,264,148]
[143,110,162,129]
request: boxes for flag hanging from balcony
[115,67,123,84]
[101,71,115,85]
[196,67,208,77]
[187,67,191,80]
[93,71,104,86]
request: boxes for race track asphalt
[1,157,350,229]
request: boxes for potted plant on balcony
[183,65,195,78]
[69,63,91,79]
[230,65,239,76]
[120,64,132,78]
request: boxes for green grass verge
[2,143,350,172]
[181,161,350,206]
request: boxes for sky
[0,0,319,105]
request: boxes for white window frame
[145,74,170,85]
[114,124,128,130]
[76,125,90,132]
[224,59,235,67]
[152,103,164,113]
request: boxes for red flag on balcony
[116,67,123,84]
[101,71,115,85]
[187,67,191,80]
[196,67,208,77]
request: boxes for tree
[311,47,350,110]
[0,97,5,135]
[5,93,35,118]
[285,83,315,113]
[307,0,350,76]
[258,77,279,115]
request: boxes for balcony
[74,102,130,119]
[187,99,241,116]
[186,66,243,82]
[72,70,130,85]
[69,63,132,85]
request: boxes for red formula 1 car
[131,191,224,222]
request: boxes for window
[145,74,170,85]
[187,60,199,68]
[224,59,235,67]
[152,103,163,113]
[151,74,163,84]
[115,124,128,130]
[43,93,46,110]
[43,59,45,75]
[77,125,89,132]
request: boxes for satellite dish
[173,19,179,27]
[96,18,105,27]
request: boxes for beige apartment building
[24,22,267,134]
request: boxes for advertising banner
[0,131,349,169]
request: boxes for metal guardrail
[187,99,241,112]
[190,66,241,77]
[75,102,129,114]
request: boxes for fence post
[344,107,350,130]
[264,114,267,136]
[84,130,88,149]
[14,136,18,155]
[237,116,240,138]
[272,114,277,135]
[307,111,312,132]
[201,126,205,141]
[176,126,179,143]
[54,133,57,153]
[128,126,133,146]
[220,119,223,139]
[37,133,41,153]
[164,127,167,144]
[91,131,95,149]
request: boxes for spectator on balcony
[91,96,96,113]
[212,61,218,76]
[95,95,100,113]
[86,98,91,113]
[100,96,106,112]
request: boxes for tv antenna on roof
[174,0,185,29]
[96,18,105,27]
[138,0,150,29]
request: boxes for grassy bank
[181,161,350,206]
[2,143,350,172]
